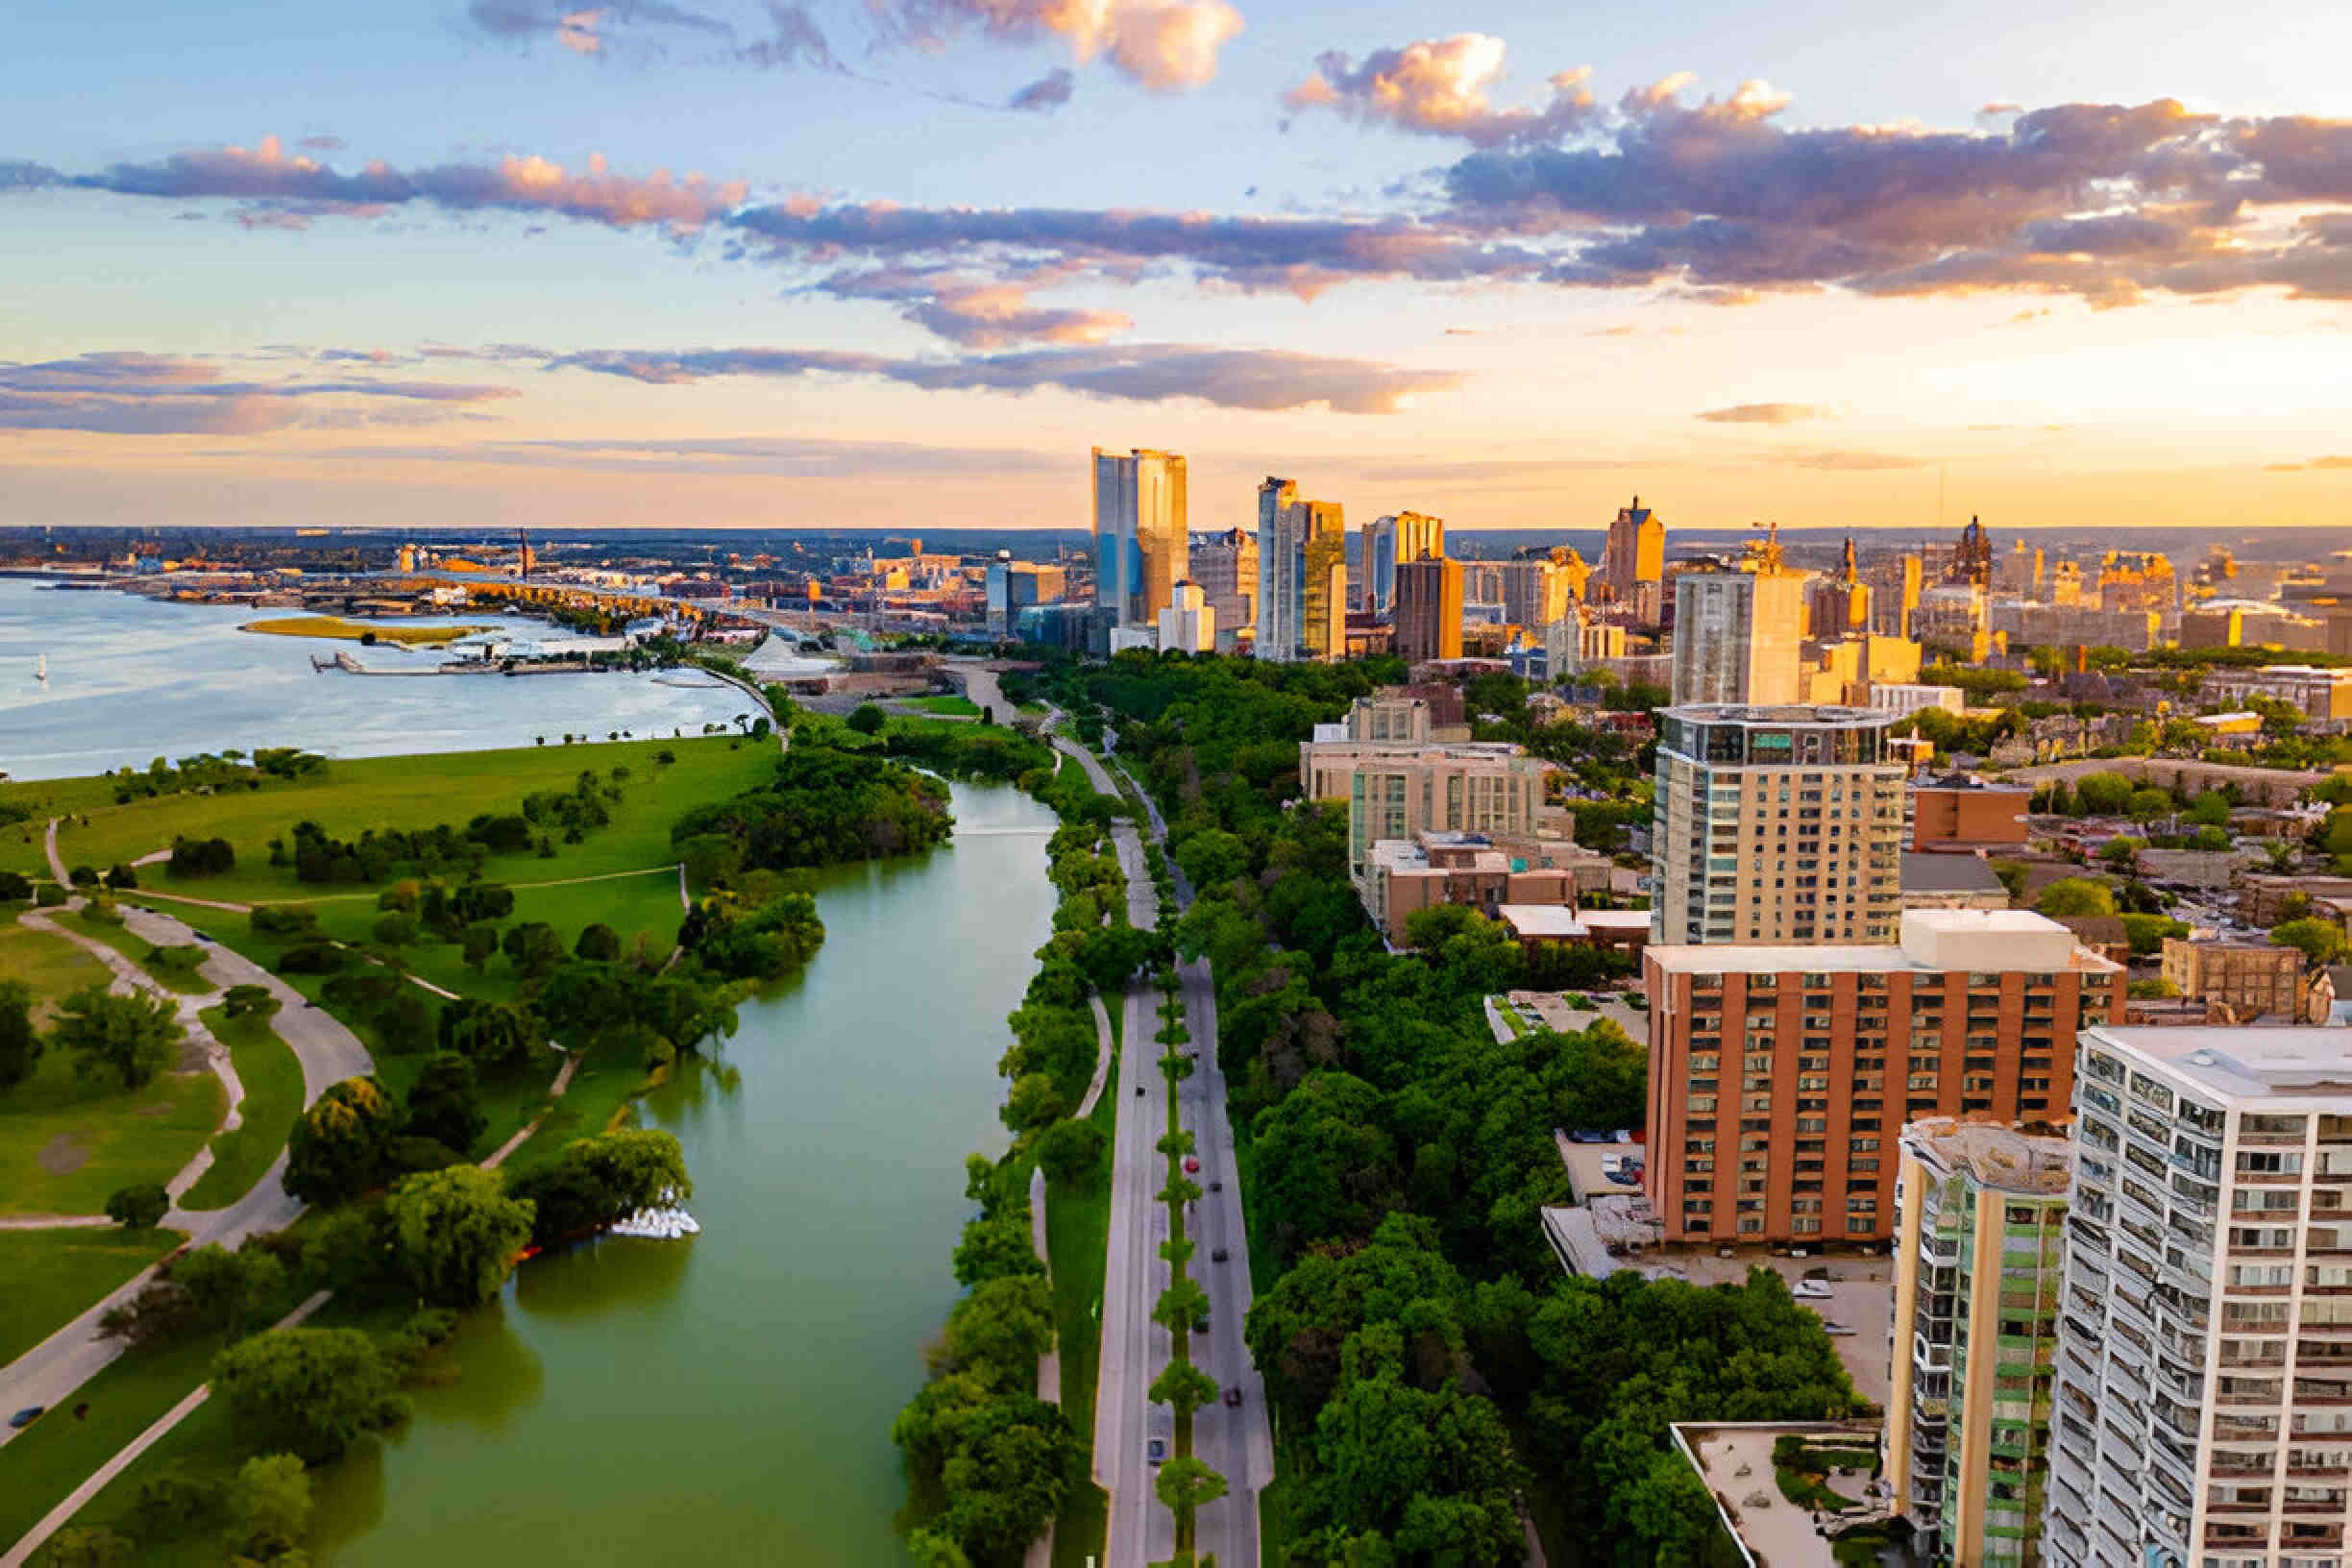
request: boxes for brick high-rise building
[1650,703,1908,946]
[1640,908,2122,1245]
[1394,555,1464,665]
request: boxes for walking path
[0,1289,334,1568]
[478,1047,586,1171]
[1076,992,1115,1119]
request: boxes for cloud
[543,341,1458,411]
[0,352,516,435]
[1769,450,1928,470]
[1008,67,1074,111]
[1697,402,1833,424]
[2270,455,2352,471]
[230,434,1067,477]
[814,263,1132,347]
[465,0,738,55]
[1283,35,1596,146]
[737,3,841,69]
[298,135,345,151]
[868,0,1242,90]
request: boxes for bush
[105,1183,170,1230]
[36,881,67,908]
[250,904,320,938]
[276,942,346,975]
[0,870,32,901]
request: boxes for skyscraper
[1258,481,1345,662]
[2045,1027,2352,1568]
[1300,502,1346,661]
[1500,553,1577,632]
[1806,536,1871,638]
[1603,495,1665,623]
[1648,702,1907,945]
[1672,564,1809,706]
[1188,527,1257,643]
[1394,555,1464,664]
[1091,447,1187,628]
[1360,511,1444,615]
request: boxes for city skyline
[5,3,2352,533]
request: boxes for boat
[35,653,46,683]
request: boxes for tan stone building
[2158,936,2310,1020]
[1641,909,2121,1245]
[1300,726,1563,880]
[1650,703,1908,945]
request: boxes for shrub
[276,942,347,975]
[105,1183,170,1230]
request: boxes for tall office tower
[1604,495,1666,621]
[1901,553,1924,637]
[1361,513,1395,615]
[1189,527,1257,642]
[2045,1028,2352,1568]
[1394,555,1464,665]
[1807,536,1872,638]
[1300,502,1347,661]
[1672,566,1809,706]
[1648,702,1907,946]
[1091,447,1187,627]
[1501,554,1576,631]
[1642,910,2118,1247]
[1887,1120,2073,1568]
[1256,477,1303,662]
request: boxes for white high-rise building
[1156,581,1215,654]
[2046,1027,2352,1568]
[1256,477,1302,662]
[1092,447,1187,628]
[1672,566,1808,707]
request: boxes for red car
[1184,1156,1201,1174]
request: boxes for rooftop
[1647,908,2117,976]
[1661,702,1895,730]
[1899,851,2007,895]
[1673,1420,1894,1568]
[1901,1117,2071,1194]
[2089,1025,2352,1101]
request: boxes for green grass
[493,1030,656,1172]
[0,1227,180,1366]
[178,1007,304,1211]
[0,906,114,1014]
[905,694,981,717]
[9,735,770,901]
[1043,1026,1117,1568]
[0,1044,225,1218]
[55,909,216,995]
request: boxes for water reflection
[509,1235,695,1324]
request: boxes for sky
[5,0,2352,535]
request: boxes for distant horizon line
[12,520,2350,536]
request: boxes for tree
[501,920,567,981]
[403,1051,486,1155]
[284,1076,401,1205]
[51,984,184,1090]
[2098,836,2146,870]
[504,1127,691,1246]
[1000,1071,1066,1135]
[221,984,281,1021]
[211,1327,406,1462]
[2119,913,2190,958]
[1034,1117,1107,1186]
[437,997,540,1072]
[2272,918,2350,971]
[1155,1457,1229,1544]
[2126,787,2175,822]
[371,911,419,947]
[224,1452,311,1563]
[943,1274,1057,1385]
[2187,791,2233,827]
[383,1164,535,1308]
[2071,771,2134,815]
[1148,1359,1220,1418]
[104,863,137,890]
[171,1242,285,1343]
[0,870,32,902]
[461,921,500,971]
[105,1183,169,1230]
[574,922,622,962]
[2035,877,2118,919]
[0,979,37,1092]
[846,703,887,735]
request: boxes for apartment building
[1912,778,2032,851]
[2046,1027,2352,1568]
[2162,939,2313,1023]
[1650,703,1908,946]
[1358,828,1602,945]
[1394,555,1465,664]
[1672,566,1809,706]
[1888,1119,2072,1568]
[1156,581,1214,654]
[1642,909,2120,1246]
[2201,666,2352,723]
[1187,527,1256,641]
[1300,732,1560,879]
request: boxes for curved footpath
[0,878,372,1456]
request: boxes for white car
[1793,1279,1834,1301]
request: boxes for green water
[306,781,1060,1565]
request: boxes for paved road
[1099,972,1175,1567]
[0,900,371,1450]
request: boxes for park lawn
[0,1329,228,1550]
[0,906,114,1014]
[240,614,491,646]
[0,1227,181,1367]
[0,1046,225,1218]
[177,1007,304,1212]
[904,694,980,717]
[54,909,215,995]
[493,1030,654,1172]
[19,734,771,907]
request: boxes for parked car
[1147,1436,1167,1464]
[1222,1387,1243,1408]
[1136,1086,1144,1097]
[8,1407,43,1431]
[1208,1180,1222,1192]
[1793,1279,1834,1301]
[1600,1153,1644,1187]
[1211,1247,1229,1262]
[1821,1320,1856,1336]
[189,929,213,943]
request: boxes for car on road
[1222,1387,1242,1408]
[1183,1156,1200,1174]
[1792,1279,1834,1300]
[1208,1180,1222,1192]
[1147,1437,1167,1464]
[1136,1086,1144,1097]
[189,929,213,943]
[9,1407,44,1430]
[1211,1247,1229,1262]
[1820,1320,1856,1336]
[1566,1128,1632,1144]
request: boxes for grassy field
[178,1006,303,1211]
[53,909,215,996]
[4,734,772,891]
[239,615,491,646]
[0,907,113,1017]
[903,694,981,717]
[0,1041,224,1218]
[0,1228,180,1367]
